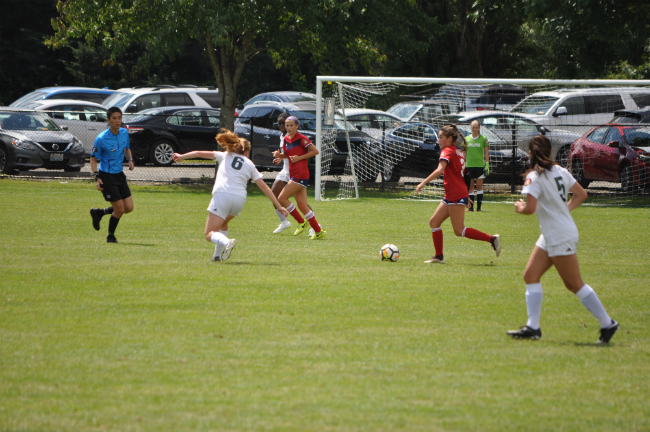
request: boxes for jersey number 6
[231,156,244,171]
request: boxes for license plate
[50,153,64,161]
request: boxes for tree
[47,0,420,129]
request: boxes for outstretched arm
[254,178,289,216]
[415,160,447,193]
[173,151,217,162]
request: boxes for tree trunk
[204,33,254,131]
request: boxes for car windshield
[289,110,357,132]
[624,127,650,148]
[0,112,61,131]
[387,103,423,121]
[10,91,48,107]
[103,92,135,108]
[285,94,317,103]
[510,96,559,115]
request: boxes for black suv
[235,102,378,179]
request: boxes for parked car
[10,87,115,107]
[0,108,85,174]
[611,108,650,124]
[18,99,108,155]
[103,85,220,114]
[463,85,528,111]
[382,123,529,183]
[238,91,318,111]
[568,124,650,191]
[342,108,403,137]
[122,106,221,166]
[509,87,650,130]
[386,99,462,123]
[234,102,377,179]
[448,110,581,167]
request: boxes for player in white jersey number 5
[173,130,288,262]
[508,135,618,343]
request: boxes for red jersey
[440,146,468,200]
[283,132,313,179]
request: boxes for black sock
[103,207,114,215]
[108,215,120,236]
[477,192,483,211]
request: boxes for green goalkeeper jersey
[465,134,489,168]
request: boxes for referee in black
[89,107,135,243]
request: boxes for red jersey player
[415,124,501,263]
[272,116,326,239]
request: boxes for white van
[509,88,650,128]
[103,85,220,113]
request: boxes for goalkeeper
[464,120,490,212]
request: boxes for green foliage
[1,180,649,430]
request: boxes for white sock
[276,209,288,223]
[211,231,229,258]
[576,284,612,328]
[525,283,543,330]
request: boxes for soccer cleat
[106,234,118,243]
[211,256,221,262]
[424,255,445,264]
[220,238,237,261]
[597,319,619,344]
[507,325,542,340]
[273,220,292,234]
[310,230,326,240]
[90,208,103,231]
[491,234,501,257]
[293,222,307,236]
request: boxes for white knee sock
[525,283,543,330]
[276,209,288,223]
[576,284,612,328]
[211,230,229,258]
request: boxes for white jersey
[278,133,290,176]
[521,165,578,246]
[212,151,262,198]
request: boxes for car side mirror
[608,140,620,148]
[355,124,362,131]
[538,126,549,135]
[553,106,568,117]
[126,104,138,113]
[61,126,69,131]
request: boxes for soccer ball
[308,224,322,236]
[380,244,400,262]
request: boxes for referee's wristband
[93,172,100,181]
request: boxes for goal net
[314,77,650,206]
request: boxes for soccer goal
[314,77,650,206]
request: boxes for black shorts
[98,171,131,202]
[465,167,486,180]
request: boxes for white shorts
[207,193,246,220]
[275,170,290,183]
[535,234,579,257]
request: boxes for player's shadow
[466,263,497,267]
[218,262,280,266]
[557,341,617,348]
[121,242,156,247]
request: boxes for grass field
[1,179,649,432]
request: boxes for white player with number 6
[173,130,288,262]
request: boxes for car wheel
[620,165,636,192]
[572,158,590,188]
[150,141,175,166]
[357,167,379,183]
[556,146,570,169]
[0,145,17,175]
[383,164,401,182]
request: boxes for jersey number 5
[231,156,243,171]
[554,176,567,202]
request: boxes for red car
[568,124,650,191]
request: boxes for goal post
[314,76,650,205]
